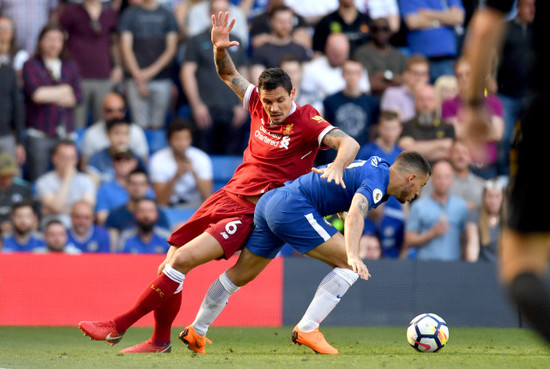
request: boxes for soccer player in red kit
[79,11,359,353]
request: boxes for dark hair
[106,118,130,132]
[44,218,66,230]
[258,67,293,94]
[11,200,37,215]
[395,150,432,176]
[51,139,77,158]
[128,167,149,181]
[268,4,293,19]
[166,118,194,141]
[379,110,401,122]
[34,23,69,60]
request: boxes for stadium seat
[145,129,168,155]
[163,207,198,229]
[210,155,243,191]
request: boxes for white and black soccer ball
[407,313,449,352]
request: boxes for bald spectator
[80,93,149,170]
[301,33,370,114]
[398,85,455,166]
[67,201,111,253]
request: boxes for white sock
[163,264,185,294]
[192,271,240,336]
[297,268,359,332]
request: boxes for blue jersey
[67,225,111,253]
[2,233,46,252]
[285,156,391,216]
[118,227,171,254]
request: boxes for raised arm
[211,11,251,100]
[344,192,371,280]
[313,129,360,188]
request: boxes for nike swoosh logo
[106,333,121,340]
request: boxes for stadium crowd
[0,0,533,262]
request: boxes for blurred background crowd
[0,0,534,262]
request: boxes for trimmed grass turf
[0,326,548,369]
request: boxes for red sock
[151,291,182,345]
[114,274,180,333]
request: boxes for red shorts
[167,189,256,258]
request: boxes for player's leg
[501,229,550,343]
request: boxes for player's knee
[170,249,196,274]
[226,267,255,287]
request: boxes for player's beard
[136,220,155,233]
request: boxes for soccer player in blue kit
[180,151,431,355]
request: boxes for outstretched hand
[211,11,240,49]
[312,165,346,189]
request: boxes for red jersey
[224,84,335,196]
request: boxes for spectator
[1,200,45,252]
[398,84,455,166]
[250,5,310,84]
[181,0,249,155]
[400,0,465,82]
[433,74,458,117]
[59,0,122,128]
[35,219,81,253]
[495,0,535,176]
[104,168,169,236]
[0,0,59,55]
[301,33,370,115]
[87,118,142,185]
[117,197,171,253]
[0,15,29,74]
[0,62,25,165]
[0,153,32,232]
[320,58,379,163]
[312,0,371,56]
[80,92,149,170]
[363,0,400,34]
[442,57,504,179]
[404,159,469,261]
[357,110,403,163]
[118,0,178,129]
[249,0,311,51]
[380,54,430,122]
[353,17,407,96]
[22,23,82,181]
[36,140,96,228]
[419,139,485,211]
[185,0,249,48]
[150,118,212,207]
[67,200,111,253]
[95,148,140,225]
[278,55,322,113]
[284,0,340,26]
[359,233,382,260]
[465,179,505,263]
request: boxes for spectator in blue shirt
[117,198,171,254]
[358,110,403,164]
[67,200,111,253]
[1,200,45,252]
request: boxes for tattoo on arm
[214,48,250,100]
[322,129,349,149]
[358,196,369,218]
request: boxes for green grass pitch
[0,326,548,369]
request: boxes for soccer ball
[407,313,449,352]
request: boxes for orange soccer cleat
[291,325,338,355]
[120,340,171,353]
[79,320,123,345]
[178,325,212,354]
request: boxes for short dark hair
[51,139,76,158]
[11,200,37,216]
[106,118,130,132]
[395,150,432,177]
[44,218,66,230]
[379,110,401,123]
[258,67,293,94]
[166,118,194,141]
[128,167,149,181]
[269,4,293,19]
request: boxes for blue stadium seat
[145,129,168,155]
[210,155,243,191]
[163,207,198,229]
